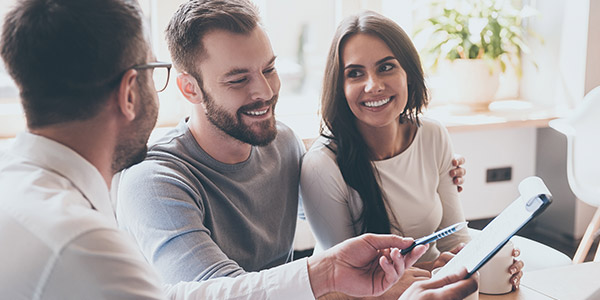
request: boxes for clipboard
[432,176,553,279]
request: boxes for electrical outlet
[486,167,512,183]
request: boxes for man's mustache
[238,96,278,112]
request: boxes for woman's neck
[358,120,417,161]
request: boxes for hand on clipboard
[432,176,552,279]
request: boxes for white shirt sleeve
[163,259,314,300]
[43,228,315,300]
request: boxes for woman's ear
[177,73,204,104]
[116,69,139,121]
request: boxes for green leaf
[415,0,540,73]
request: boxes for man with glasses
[0,0,165,297]
[0,0,477,299]
[116,0,469,297]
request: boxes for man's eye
[347,69,363,78]
[228,78,247,85]
[263,67,276,74]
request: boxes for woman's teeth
[363,97,391,108]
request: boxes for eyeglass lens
[152,67,170,92]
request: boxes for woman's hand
[414,243,466,272]
[399,268,479,300]
[508,247,524,290]
[363,266,432,299]
[450,155,466,192]
[431,243,465,271]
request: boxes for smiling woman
[300,12,524,296]
[341,34,412,138]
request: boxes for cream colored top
[300,118,470,262]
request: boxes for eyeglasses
[132,61,172,92]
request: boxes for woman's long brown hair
[320,11,429,234]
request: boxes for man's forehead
[200,27,275,74]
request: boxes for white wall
[450,128,537,220]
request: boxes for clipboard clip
[526,194,546,212]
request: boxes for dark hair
[320,11,429,234]
[0,0,147,128]
[165,0,260,85]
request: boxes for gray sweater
[116,120,304,284]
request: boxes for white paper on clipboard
[432,176,553,279]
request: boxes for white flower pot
[436,59,500,109]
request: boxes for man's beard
[202,88,277,146]
[112,81,158,173]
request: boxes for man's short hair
[0,0,147,128]
[166,0,260,84]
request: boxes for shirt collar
[9,132,116,224]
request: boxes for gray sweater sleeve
[116,159,245,284]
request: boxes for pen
[400,221,469,255]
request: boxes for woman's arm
[433,124,471,253]
[300,144,360,250]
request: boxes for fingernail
[510,267,517,274]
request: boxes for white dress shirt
[0,132,314,299]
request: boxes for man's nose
[250,73,275,101]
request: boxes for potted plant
[416,0,539,109]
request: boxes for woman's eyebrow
[344,56,396,70]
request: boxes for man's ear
[117,69,139,122]
[177,73,204,104]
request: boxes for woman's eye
[347,69,363,78]
[380,63,394,72]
